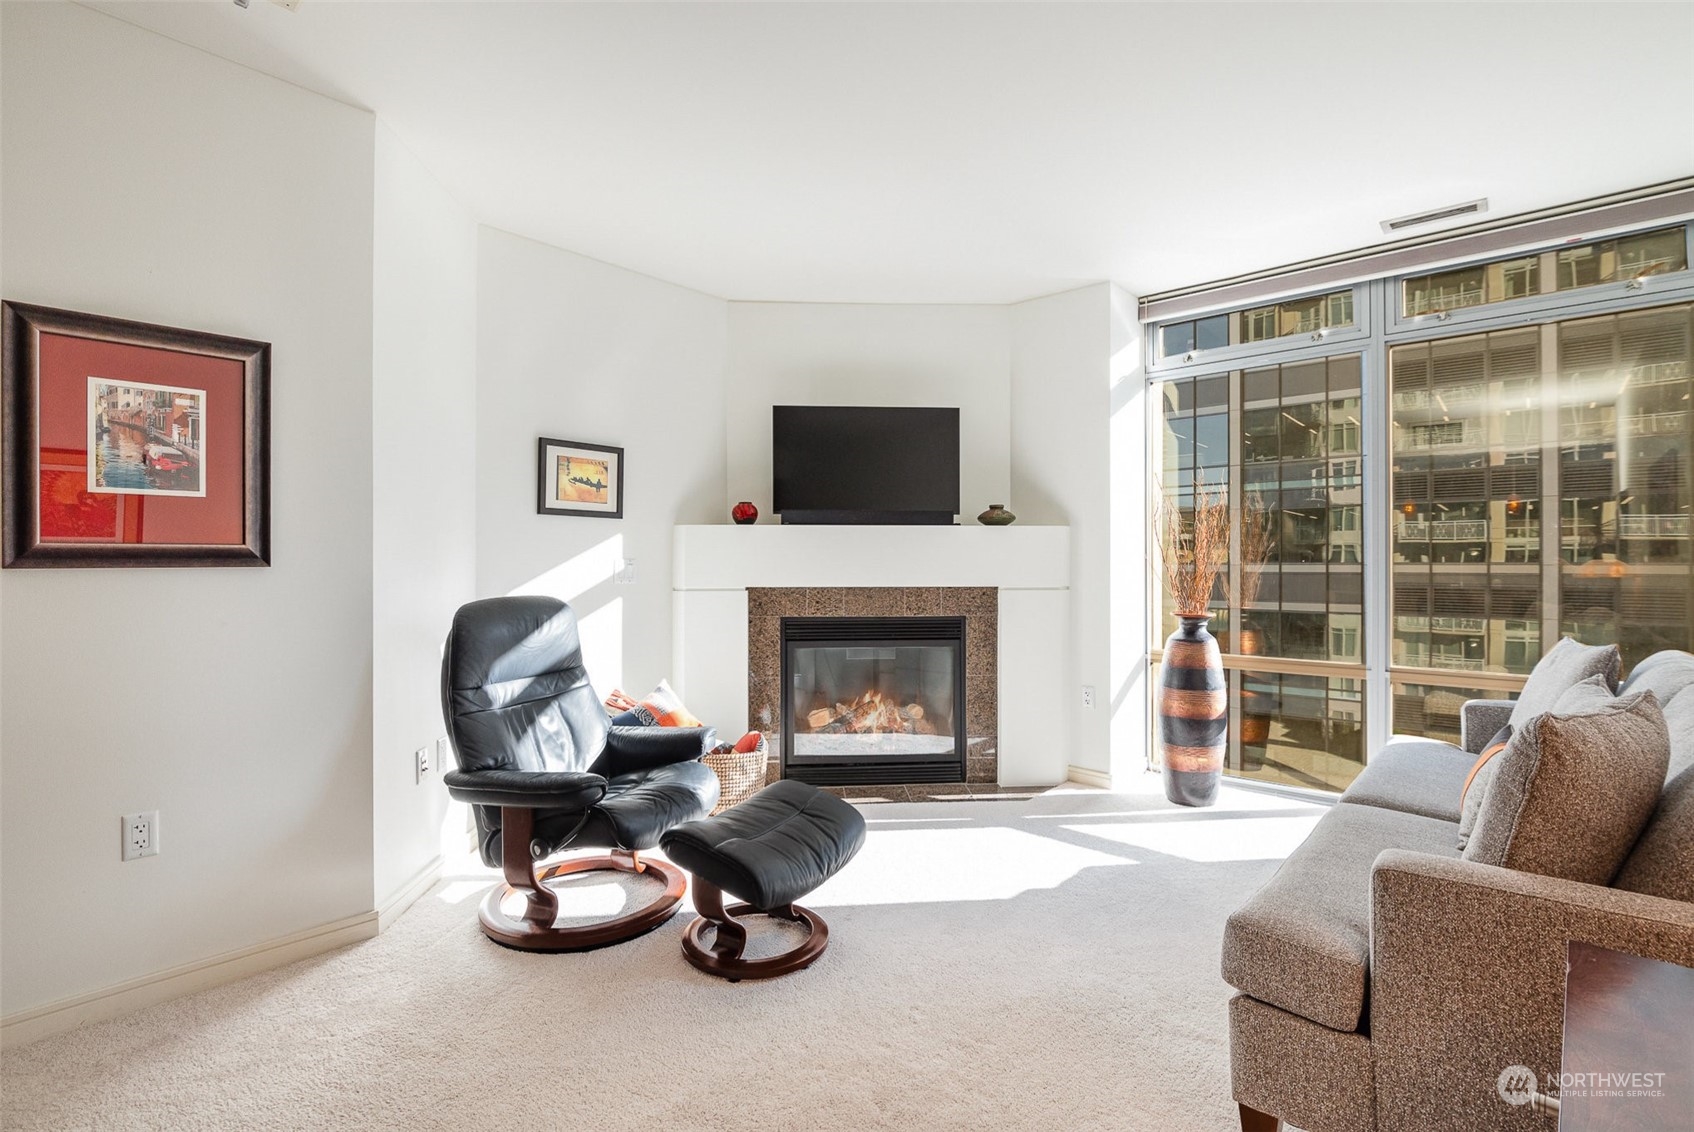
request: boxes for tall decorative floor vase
[1160,614,1227,807]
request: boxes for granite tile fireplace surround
[747,587,999,785]
[671,525,1071,790]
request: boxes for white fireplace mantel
[671,524,1071,787]
[673,524,1069,591]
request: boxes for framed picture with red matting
[2,302,270,567]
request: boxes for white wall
[371,125,477,910]
[1108,284,1150,783]
[0,3,377,1017]
[475,229,728,697]
[1009,285,1114,774]
[724,303,1011,520]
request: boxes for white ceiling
[85,1,1694,304]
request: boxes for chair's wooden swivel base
[480,806,687,953]
[661,780,866,982]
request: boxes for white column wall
[371,124,478,913]
[1009,284,1114,776]
[1108,284,1150,784]
[1,3,378,1020]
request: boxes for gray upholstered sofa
[1222,647,1694,1132]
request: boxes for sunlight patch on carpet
[1026,789,1326,821]
[805,825,1134,908]
[436,879,495,906]
[1062,814,1324,862]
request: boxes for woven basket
[703,733,768,814]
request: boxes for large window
[1391,329,1544,676]
[1390,302,1694,736]
[1149,217,1694,792]
[1556,306,1692,662]
[1155,352,1368,792]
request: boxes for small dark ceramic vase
[731,501,758,525]
[977,503,1016,526]
[1159,614,1227,807]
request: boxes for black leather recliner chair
[440,595,720,951]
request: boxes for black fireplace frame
[779,616,967,786]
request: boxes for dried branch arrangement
[1156,482,1278,619]
[1156,480,1231,618]
[1238,490,1276,611]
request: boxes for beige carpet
[1,776,1328,1131]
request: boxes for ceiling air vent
[1380,198,1488,234]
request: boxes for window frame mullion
[1362,276,1394,754]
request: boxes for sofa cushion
[1222,802,1460,1033]
[1465,679,1669,885]
[1455,725,1514,850]
[1613,687,1694,902]
[1339,737,1475,822]
[1509,636,1620,730]
[1618,649,1694,708]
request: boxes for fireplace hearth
[781,616,966,785]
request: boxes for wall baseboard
[1066,764,1113,790]
[1,910,379,1049]
[377,855,443,932]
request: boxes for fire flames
[802,690,939,736]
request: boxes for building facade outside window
[1147,217,1694,792]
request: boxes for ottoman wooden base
[679,877,830,981]
[661,780,864,981]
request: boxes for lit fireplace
[781,616,966,784]
[797,688,951,752]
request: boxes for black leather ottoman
[660,779,866,981]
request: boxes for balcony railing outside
[1617,514,1691,539]
[1392,384,1486,411]
[1395,647,1487,672]
[1398,422,1485,451]
[1563,411,1690,442]
[1398,520,1489,542]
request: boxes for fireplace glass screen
[781,617,966,784]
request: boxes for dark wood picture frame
[2,301,271,567]
[536,436,624,519]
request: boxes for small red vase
[731,501,758,525]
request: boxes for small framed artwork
[3,301,270,567]
[537,436,623,519]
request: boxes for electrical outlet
[415,746,430,783]
[1081,685,1096,709]
[435,736,450,771]
[614,557,637,585]
[122,811,159,861]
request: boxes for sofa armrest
[1369,850,1694,1132]
[1459,699,1515,754]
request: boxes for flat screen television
[772,406,960,524]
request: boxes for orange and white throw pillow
[608,679,704,728]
